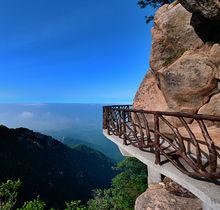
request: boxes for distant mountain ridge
[0,125,116,209]
[43,128,124,162]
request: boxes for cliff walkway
[103,105,220,182]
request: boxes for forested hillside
[0,125,116,209]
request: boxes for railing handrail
[103,104,220,182]
[103,105,220,121]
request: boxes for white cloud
[21,103,46,107]
[21,111,34,119]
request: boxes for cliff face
[133,2,220,209]
[134,2,220,119]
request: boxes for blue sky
[0,0,153,103]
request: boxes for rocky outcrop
[134,3,220,120]
[198,93,220,121]
[134,71,168,112]
[211,44,220,72]
[178,0,220,42]
[150,3,203,72]
[135,183,202,210]
[179,0,220,20]
[133,2,219,210]
[163,177,195,198]
[158,47,218,113]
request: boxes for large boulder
[133,71,169,127]
[150,3,203,71]
[133,3,220,141]
[210,44,220,72]
[134,3,220,123]
[178,0,220,42]
[198,93,220,118]
[179,0,220,20]
[133,71,168,112]
[158,48,218,114]
[135,184,202,210]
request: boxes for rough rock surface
[134,71,168,112]
[163,177,195,198]
[134,3,220,120]
[150,3,203,71]
[135,184,202,210]
[133,3,219,210]
[211,44,220,72]
[158,48,218,113]
[178,0,220,42]
[198,93,220,118]
[133,71,169,126]
[179,0,220,20]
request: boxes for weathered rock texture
[163,177,195,198]
[134,71,168,112]
[158,47,218,113]
[150,3,203,71]
[135,183,202,210]
[179,0,220,20]
[178,0,220,42]
[133,3,219,210]
[134,3,220,118]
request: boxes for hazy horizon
[0,103,123,161]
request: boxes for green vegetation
[86,158,148,210]
[0,125,116,209]
[18,197,46,210]
[163,48,186,67]
[65,200,87,210]
[0,179,21,210]
[137,0,174,23]
[0,158,148,210]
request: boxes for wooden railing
[103,105,220,183]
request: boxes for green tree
[137,0,174,23]
[86,158,148,210]
[0,179,21,210]
[0,158,147,210]
[0,180,45,210]
[110,158,148,210]
[87,189,113,210]
[18,197,46,210]
[65,200,87,210]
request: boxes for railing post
[122,110,127,145]
[119,110,122,138]
[103,107,111,135]
[154,113,161,165]
[103,107,108,130]
[107,109,111,135]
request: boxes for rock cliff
[134,1,220,120]
[133,2,219,209]
[135,183,202,210]
[179,0,220,42]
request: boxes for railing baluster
[140,113,151,143]
[154,113,161,165]
[179,117,203,170]
[103,105,220,181]
[122,110,127,145]
[198,120,217,174]
[134,112,144,148]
